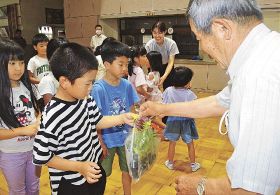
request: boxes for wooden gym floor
[0,92,279,195]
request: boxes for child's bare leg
[187,141,195,163]
[168,141,176,162]
[122,171,131,195]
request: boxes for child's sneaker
[191,162,201,172]
[164,160,174,170]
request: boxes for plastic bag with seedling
[125,115,160,181]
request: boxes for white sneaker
[164,160,174,170]
[191,162,201,172]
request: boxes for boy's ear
[33,45,38,51]
[59,76,71,89]
[103,61,111,69]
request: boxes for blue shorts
[164,119,199,143]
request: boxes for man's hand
[139,101,164,117]
[175,175,201,195]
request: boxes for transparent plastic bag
[125,116,160,182]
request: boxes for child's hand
[16,121,39,136]
[78,161,102,184]
[122,113,138,126]
[100,143,108,160]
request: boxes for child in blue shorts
[91,40,139,195]
[163,66,200,172]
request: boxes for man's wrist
[197,176,207,195]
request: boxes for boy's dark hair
[32,33,49,46]
[128,45,147,76]
[94,37,116,56]
[100,40,130,64]
[47,37,68,60]
[173,66,193,87]
[95,24,102,29]
[146,51,163,73]
[94,45,102,56]
[0,39,39,128]
[50,42,98,84]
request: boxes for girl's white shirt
[0,81,36,153]
[128,66,148,102]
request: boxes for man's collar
[227,23,270,79]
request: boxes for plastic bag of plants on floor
[125,116,160,182]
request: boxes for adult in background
[90,24,107,52]
[145,21,179,90]
[140,0,280,194]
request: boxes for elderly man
[140,0,280,194]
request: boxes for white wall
[20,0,63,44]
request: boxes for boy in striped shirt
[33,43,135,195]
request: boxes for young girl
[146,51,163,102]
[128,45,150,102]
[163,66,200,172]
[0,39,40,195]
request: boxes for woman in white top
[145,21,179,90]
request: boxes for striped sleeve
[33,119,58,165]
[88,96,103,125]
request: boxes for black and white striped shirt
[33,96,103,195]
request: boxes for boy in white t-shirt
[27,33,50,84]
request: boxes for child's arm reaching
[46,155,102,184]
[96,113,137,130]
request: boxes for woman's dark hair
[173,66,193,87]
[47,37,68,60]
[50,42,98,84]
[0,39,39,128]
[146,51,163,74]
[100,40,130,64]
[151,21,167,32]
[128,45,147,76]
